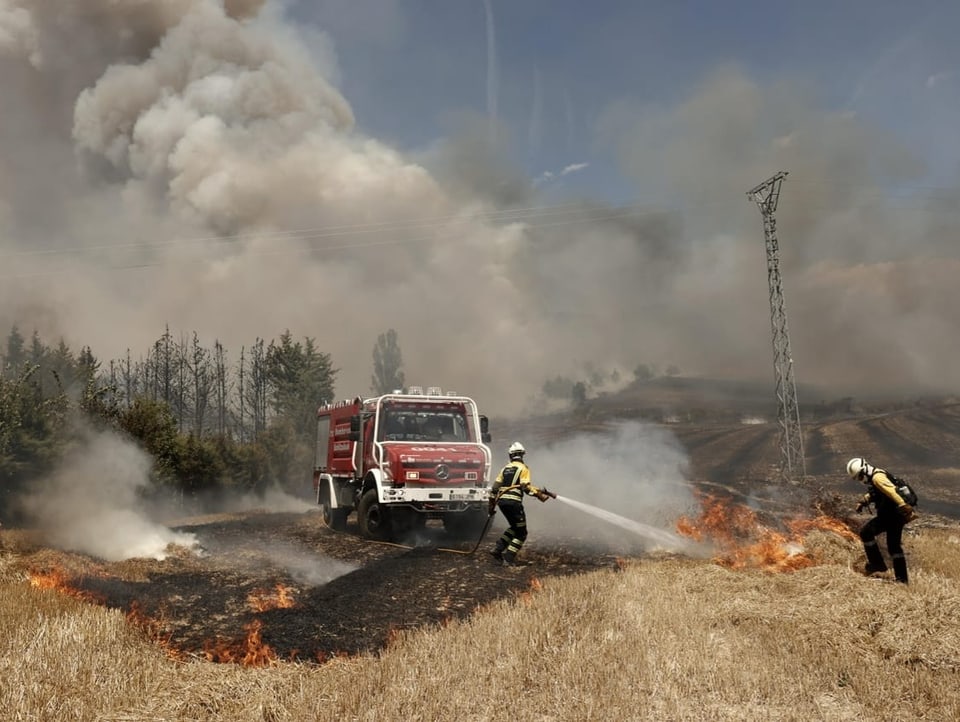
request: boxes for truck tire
[319,487,349,531]
[358,489,391,541]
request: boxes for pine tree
[371,329,405,395]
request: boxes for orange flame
[247,583,298,612]
[203,620,279,667]
[676,494,857,572]
[28,568,106,604]
[126,602,185,661]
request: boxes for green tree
[265,331,337,437]
[3,325,26,377]
[174,434,226,495]
[371,329,405,395]
[633,364,654,382]
[48,340,78,397]
[542,375,575,400]
[572,381,588,407]
[0,366,70,520]
[117,397,179,485]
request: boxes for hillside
[494,377,960,521]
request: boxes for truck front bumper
[381,486,489,506]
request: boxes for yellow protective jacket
[491,461,543,503]
[860,468,910,511]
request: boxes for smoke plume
[1,2,958,423]
[520,420,700,555]
[18,430,199,561]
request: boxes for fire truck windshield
[379,405,470,442]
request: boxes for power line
[3,177,960,278]
[0,199,678,262]
[0,202,690,279]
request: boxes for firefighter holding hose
[488,442,554,566]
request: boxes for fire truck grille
[402,462,482,484]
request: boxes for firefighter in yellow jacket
[847,457,917,584]
[488,442,552,566]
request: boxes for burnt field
[12,512,633,664]
[9,396,960,665]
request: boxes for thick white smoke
[18,430,199,561]
[0,2,958,423]
[518,420,699,554]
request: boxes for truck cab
[314,388,493,541]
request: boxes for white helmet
[846,457,869,480]
[508,441,526,459]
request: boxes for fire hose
[320,486,556,556]
[470,486,557,553]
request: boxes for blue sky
[293,1,960,203]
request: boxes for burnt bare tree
[185,332,213,436]
[176,332,187,433]
[151,326,177,405]
[243,339,268,440]
[120,349,135,408]
[213,340,229,438]
[237,345,247,441]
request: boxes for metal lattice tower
[746,171,806,482]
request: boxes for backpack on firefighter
[867,470,919,508]
[889,473,919,507]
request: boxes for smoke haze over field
[2,2,960,416]
[18,430,200,560]
[15,426,322,562]
[523,421,700,554]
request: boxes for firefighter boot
[501,549,521,567]
[863,541,887,575]
[892,554,909,584]
[489,541,505,562]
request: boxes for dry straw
[1,525,959,721]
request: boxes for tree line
[0,325,352,523]
[2,319,674,523]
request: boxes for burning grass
[676,493,861,572]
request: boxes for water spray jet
[553,495,698,554]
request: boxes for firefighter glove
[536,491,551,502]
[488,498,497,515]
[898,505,917,523]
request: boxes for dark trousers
[860,511,908,583]
[493,499,528,562]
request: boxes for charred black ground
[30,512,631,662]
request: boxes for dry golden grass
[2,525,960,721]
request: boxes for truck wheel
[358,489,391,541]
[319,487,349,531]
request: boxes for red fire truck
[313,387,493,541]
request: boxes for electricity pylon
[747,171,805,482]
